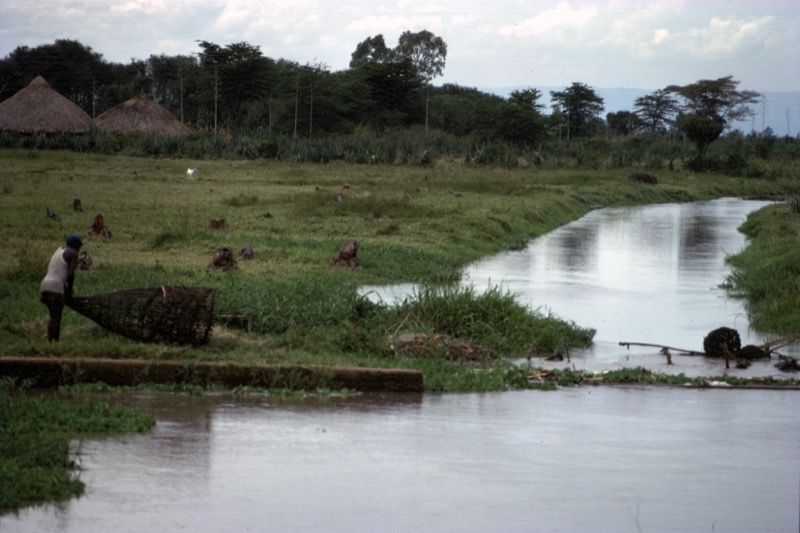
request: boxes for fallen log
[759,333,800,353]
[619,341,704,355]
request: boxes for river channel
[367,197,800,375]
[2,198,799,532]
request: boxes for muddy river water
[3,198,799,532]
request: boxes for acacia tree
[666,76,760,155]
[550,82,604,139]
[633,89,678,133]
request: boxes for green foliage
[0,383,154,513]
[387,284,594,355]
[723,202,800,334]
[550,82,605,138]
[789,195,800,214]
[222,193,259,207]
[677,114,725,156]
[6,245,50,282]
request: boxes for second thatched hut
[0,76,92,133]
[94,92,189,136]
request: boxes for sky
[1,0,799,96]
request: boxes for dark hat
[66,234,83,248]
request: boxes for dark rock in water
[776,357,799,372]
[737,344,769,360]
[703,327,741,357]
[628,172,658,185]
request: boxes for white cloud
[1,0,797,91]
[110,0,168,15]
[684,15,776,58]
[653,29,669,45]
[497,2,599,38]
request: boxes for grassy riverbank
[723,197,800,334]
[2,149,800,387]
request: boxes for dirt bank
[0,357,424,393]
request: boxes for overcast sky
[2,0,798,94]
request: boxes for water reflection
[2,389,797,532]
[365,198,798,376]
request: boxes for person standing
[40,235,82,341]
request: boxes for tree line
[0,35,768,157]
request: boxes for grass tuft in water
[0,378,155,513]
[387,284,595,355]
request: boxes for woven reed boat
[67,286,216,346]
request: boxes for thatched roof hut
[0,76,92,133]
[94,92,189,136]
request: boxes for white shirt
[40,247,70,294]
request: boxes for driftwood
[618,341,703,355]
[620,332,800,370]
[618,342,703,365]
[390,333,496,361]
[758,333,800,352]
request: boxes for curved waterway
[3,198,799,532]
[366,197,799,377]
[2,390,798,532]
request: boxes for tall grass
[386,284,594,355]
[723,202,800,334]
[2,127,797,172]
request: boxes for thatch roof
[94,92,189,137]
[0,76,92,133]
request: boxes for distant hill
[484,86,800,137]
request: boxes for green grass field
[2,149,799,377]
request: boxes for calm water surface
[2,389,798,533]
[4,199,799,532]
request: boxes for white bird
[187,167,198,180]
